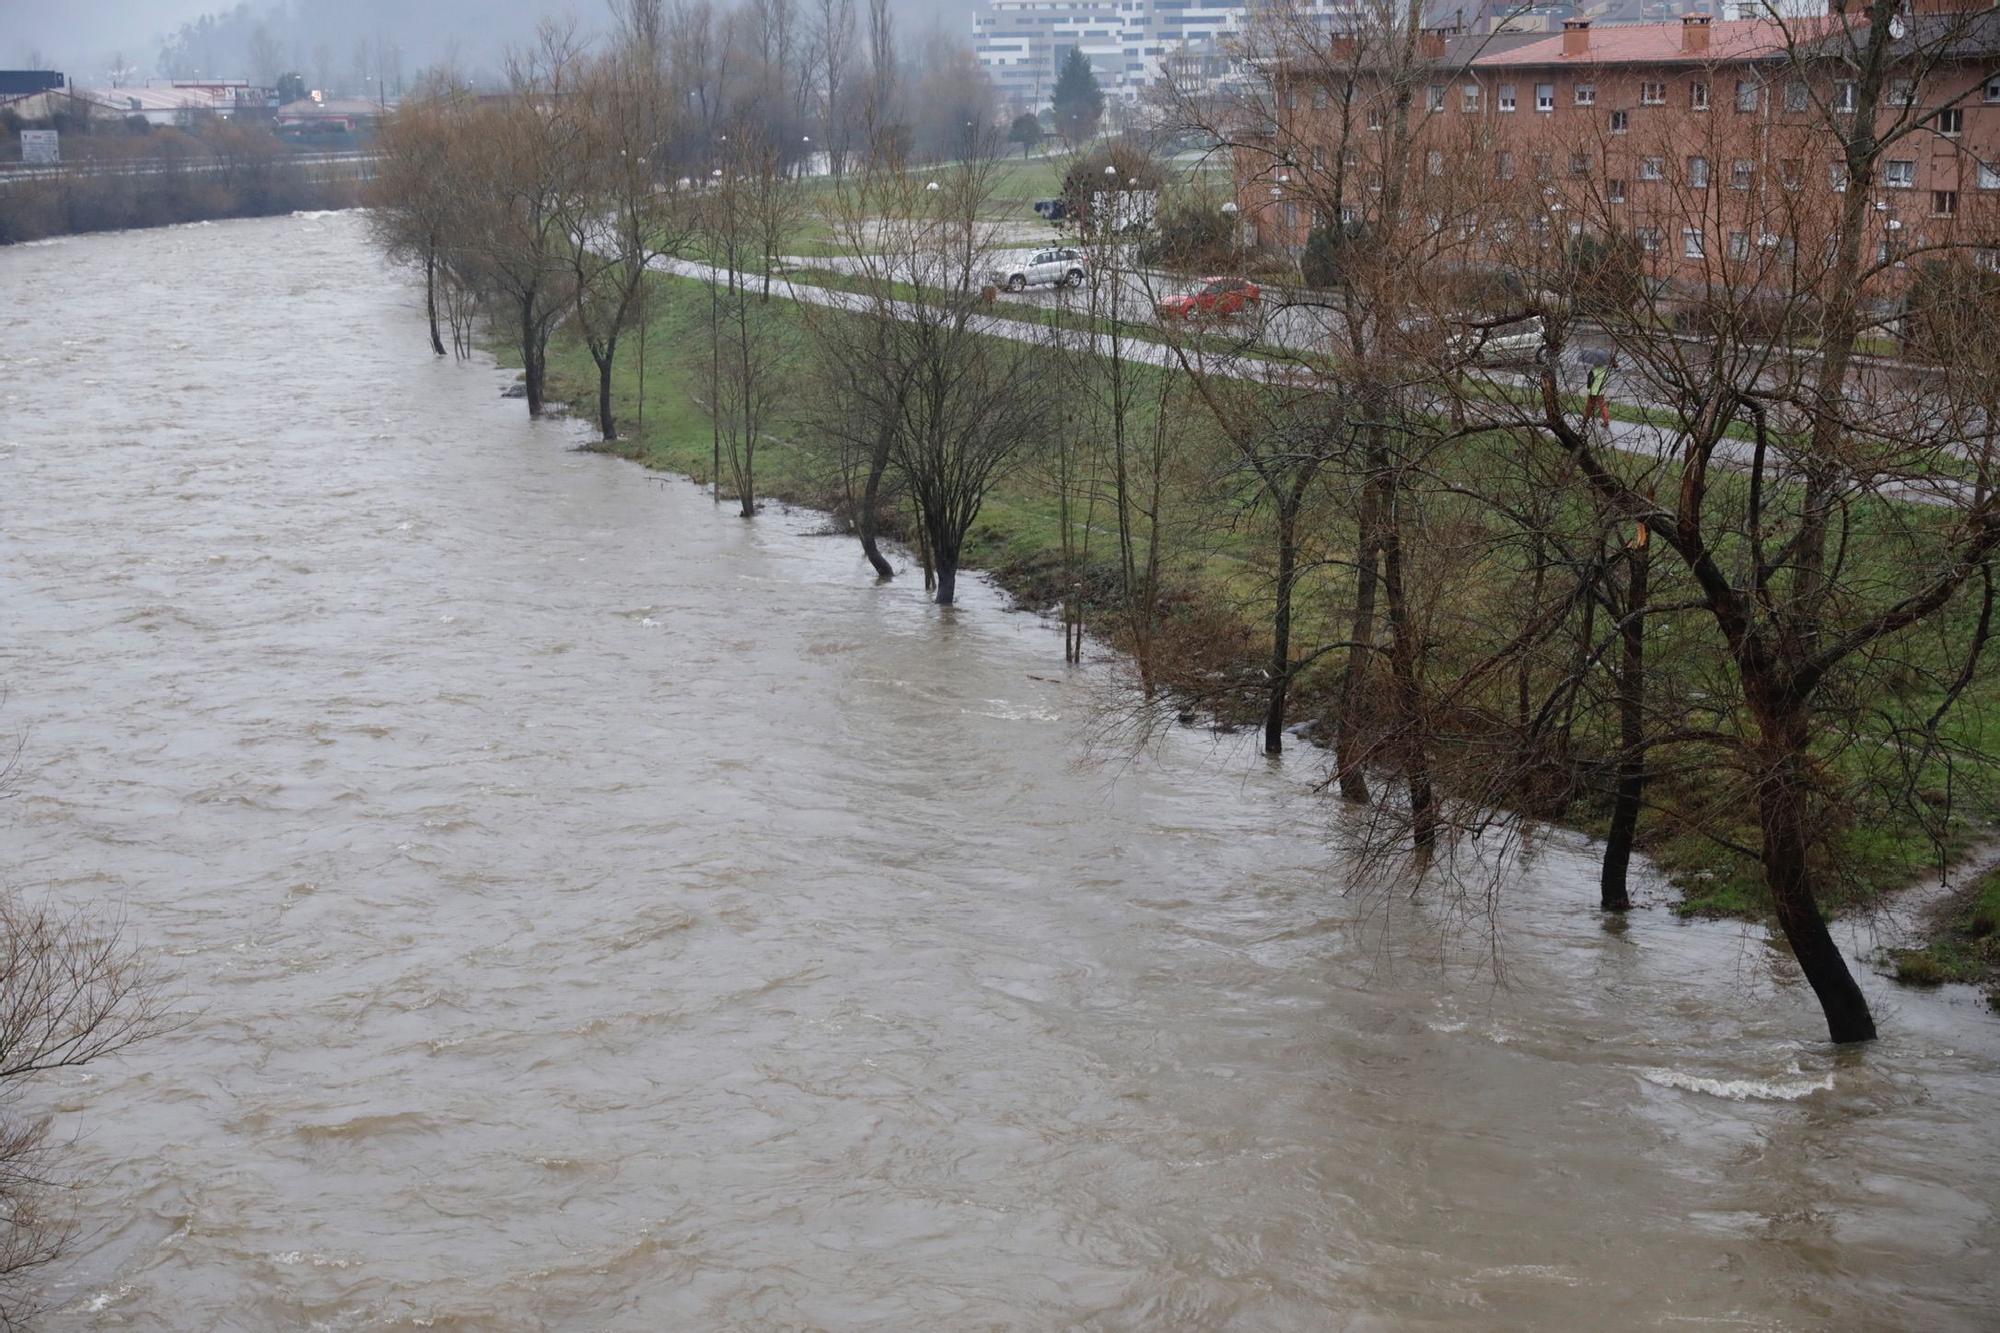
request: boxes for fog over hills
[8,0,979,85]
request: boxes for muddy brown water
[1,213,1995,1330]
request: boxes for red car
[1156,276,1262,321]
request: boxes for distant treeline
[0,123,366,245]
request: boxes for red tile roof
[1471,17,1837,67]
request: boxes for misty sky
[5,0,975,83]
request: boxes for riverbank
[0,171,365,245]
[529,267,2000,1012]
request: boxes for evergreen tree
[1008,112,1043,159]
[1050,48,1104,143]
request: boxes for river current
[1,213,1995,1329]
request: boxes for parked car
[1450,315,1546,364]
[1155,276,1262,321]
[990,247,1088,292]
[1033,198,1071,222]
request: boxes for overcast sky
[5,0,974,82]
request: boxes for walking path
[652,255,1973,510]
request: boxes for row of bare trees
[367,0,2000,1046]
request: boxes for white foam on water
[1638,1066,1833,1102]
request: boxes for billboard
[21,131,59,165]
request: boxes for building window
[1736,79,1759,112]
[1780,158,1803,190]
[1536,82,1555,112]
[1729,231,1749,260]
[1638,226,1662,253]
[1642,81,1665,105]
[1497,150,1515,180]
[1427,149,1444,176]
[1687,155,1709,187]
[1830,160,1848,191]
[1884,159,1915,188]
[1608,178,1627,203]
[1575,83,1596,106]
[1367,104,1382,130]
[1610,109,1629,133]
[1691,80,1709,110]
[1499,83,1516,112]
[1640,156,1664,181]
[1731,159,1755,190]
[1463,83,1480,112]
[1428,84,1445,111]
[1683,228,1705,258]
[1313,86,1328,109]
[1980,161,2000,190]
[1571,152,1590,176]
[1986,74,2000,103]
[1785,80,1808,113]
[1891,79,1915,106]
[1934,189,1958,216]
[1837,81,1858,113]
[1937,107,1964,137]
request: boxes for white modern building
[973,0,1359,108]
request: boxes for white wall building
[973,1,1359,108]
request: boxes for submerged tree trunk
[933,528,960,606]
[1337,472,1384,801]
[857,427,894,578]
[1600,533,1648,912]
[1264,500,1299,756]
[595,342,618,441]
[424,241,445,358]
[1382,496,1436,857]
[519,298,546,418]
[1749,687,1876,1043]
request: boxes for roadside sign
[21,131,59,165]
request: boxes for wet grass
[1888,868,2000,1005]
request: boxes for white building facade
[973,0,1357,109]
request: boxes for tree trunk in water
[1383,502,1437,857]
[1336,474,1383,801]
[1600,537,1648,912]
[1264,502,1298,756]
[424,245,445,357]
[933,529,959,606]
[739,464,755,519]
[1752,699,1877,1043]
[519,302,545,418]
[857,430,894,578]
[597,354,617,441]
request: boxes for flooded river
[2,213,1996,1329]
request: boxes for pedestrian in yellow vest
[1585,360,1612,429]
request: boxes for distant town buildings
[973,0,1363,107]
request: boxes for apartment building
[974,0,1360,108]
[1238,1,2000,294]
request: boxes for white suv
[991,248,1088,292]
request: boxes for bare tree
[0,894,174,1325]
[560,47,696,440]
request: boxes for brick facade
[1235,4,2000,297]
